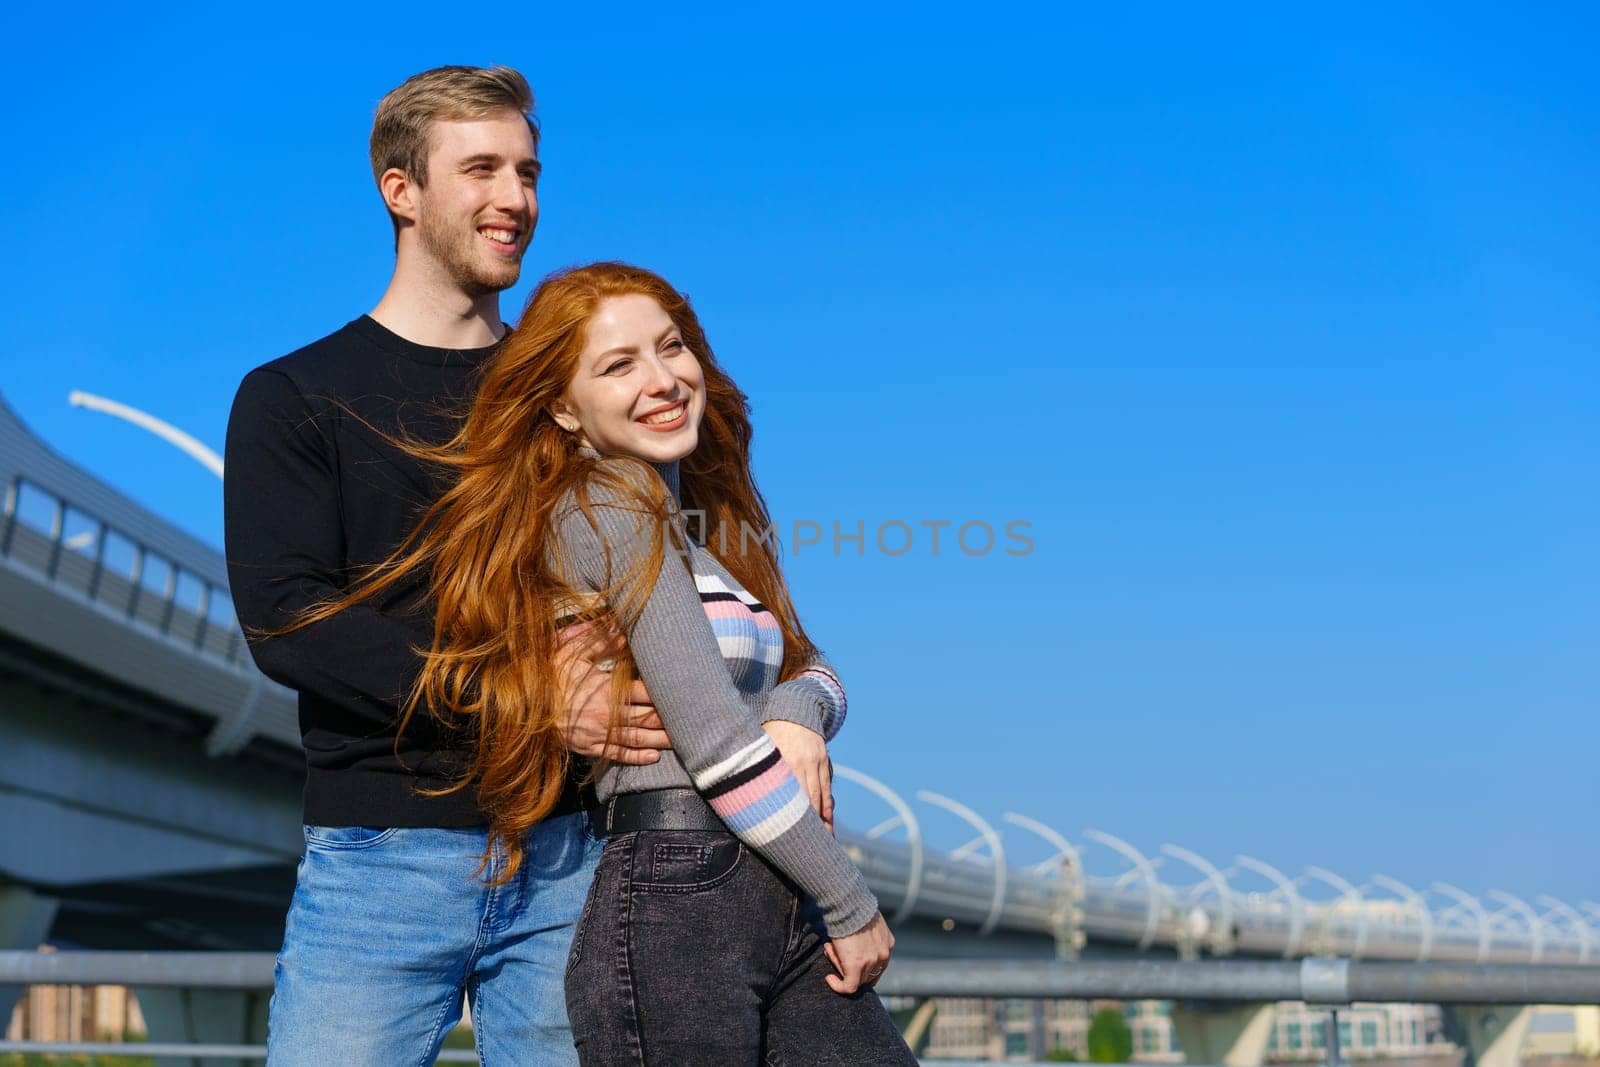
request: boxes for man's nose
[492,169,532,213]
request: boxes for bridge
[2,391,1596,1065]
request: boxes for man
[224,66,840,1064]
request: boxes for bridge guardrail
[0,395,298,754]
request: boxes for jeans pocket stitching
[633,841,743,894]
[302,825,399,850]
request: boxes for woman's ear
[548,402,581,435]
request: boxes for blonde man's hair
[370,65,537,229]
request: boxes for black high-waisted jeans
[563,828,918,1066]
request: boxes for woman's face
[553,293,706,464]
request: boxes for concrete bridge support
[1171,1001,1276,1067]
[0,883,58,1025]
[1442,1004,1534,1067]
[1576,1005,1600,1057]
[137,986,270,1067]
[894,997,939,1056]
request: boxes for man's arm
[224,368,430,725]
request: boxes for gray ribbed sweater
[553,454,879,936]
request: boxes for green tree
[1087,1006,1135,1063]
[1046,1048,1081,1062]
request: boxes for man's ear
[548,402,581,434]
[379,167,419,224]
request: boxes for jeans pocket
[634,831,743,893]
[303,824,398,850]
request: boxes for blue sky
[4,4,1595,908]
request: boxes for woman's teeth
[641,404,685,425]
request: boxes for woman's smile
[553,293,706,464]
[638,399,689,431]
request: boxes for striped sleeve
[762,660,848,741]
[695,737,812,844]
[555,462,879,936]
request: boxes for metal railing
[4,952,1597,1063]
[5,952,1599,1004]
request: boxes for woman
[313,261,916,1064]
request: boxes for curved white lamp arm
[919,790,1006,936]
[1086,829,1163,950]
[1373,873,1434,962]
[1433,883,1491,963]
[1163,843,1235,956]
[1488,889,1544,964]
[1005,812,1086,959]
[69,391,224,479]
[1537,896,1592,964]
[833,765,922,924]
[1237,854,1305,958]
[1115,856,1165,889]
[1305,865,1369,959]
[1003,812,1082,878]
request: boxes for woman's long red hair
[291,262,819,880]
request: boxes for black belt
[594,788,729,836]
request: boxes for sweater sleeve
[762,659,848,741]
[556,463,879,936]
[223,367,425,727]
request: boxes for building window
[1288,1022,1304,1051]
[1361,1021,1378,1047]
[1311,1020,1326,1049]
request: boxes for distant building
[1523,1006,1600,1059]
[6,984,145,1045]
[1266,1002,1440,1061]
[919,997,1456,1063]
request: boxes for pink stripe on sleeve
[709,760,793,817]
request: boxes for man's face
[411,110,539,297]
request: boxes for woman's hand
[824,913,894,995]
[761,720,833,833]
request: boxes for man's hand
[555,623,670,764]
[763,719,833,833]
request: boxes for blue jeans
[267,812,603,1066]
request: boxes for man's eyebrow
[456,153,541,174]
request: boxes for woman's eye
[604,359,632,374]
[663,339,685,353]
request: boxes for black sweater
[224,315,581,827]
